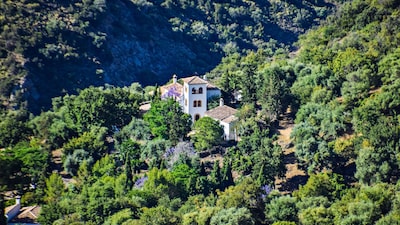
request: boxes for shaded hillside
[3,1,400,224]
[0,0,334,113]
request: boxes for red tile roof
[9,205,41,224]
[205,105,238,122]
[160,82,183,95]
[182,76,208,85]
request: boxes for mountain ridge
[0,0,334,113]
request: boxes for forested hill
[2,1,400,224]
[0,0,334,113]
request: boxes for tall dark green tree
[144,98,191,144]
[259,66,294,121]
[62,86,140,133]
[240,64,258,106]
[252,138,286,186]
[210,160,222,191]
[230,117,285,186]
[117,140,142,189]
[0,141,49,191]
[0,111,32,148]
[221,160,234,190]
[266,196,298,224]
[38,173,65,225]
[118,140,142,173]
[192,116,224,151]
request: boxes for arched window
[197,100,202,107]
[198,87,203,94]
[192,88,196,94]
[195,114,200,121]
[193,100,197,107]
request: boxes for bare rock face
[92,1,220,88]
[56,2,220,109]
[0,0,333,113]
[18,1,221,113]
[103,34,202,86]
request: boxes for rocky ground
[275,111,307,193]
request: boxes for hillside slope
[0,0,334,113]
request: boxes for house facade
[160,75,221,122]
[5,196,41,225]
[182,76,208,122]
[160,74,183,103]
[160,75,237,141]
[204,98,238,141]
[5,197,20,223]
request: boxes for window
[192,88,196,94]
[195,114,200,121]
[198,87,203,94]
[193,100,201,107]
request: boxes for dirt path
[274,112,307,193]
[51,149,75,185]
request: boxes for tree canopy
[3,1,400,224]
[144,98,192,144]
[192,117,224,151]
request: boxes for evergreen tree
[124,155,133,190]
[39,173,65,224]
[195,176,210,195]
[266,196,298,223]
[199,162,207,176]
[210,160,222,191]
[240,63,258,106]
[44,173,64,203]
[221,160,234,190]
[193,117,224,151]
[260,67,292,121]
[144,98,191,144]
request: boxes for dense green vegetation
[0,0,333,113]
[1,0,400,224]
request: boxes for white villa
[5,196,41,225]
[160,75,238,141]
[205,98,238,141]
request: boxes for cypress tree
[125,153,133,190]
[256,164,266,186]
[199,162,207,177]
[221,160,234,190]
[210,160,222,191]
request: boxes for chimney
[219,98,224,107]
[16,196,21,205]
[173,74,177,84]
[203,74,207,81]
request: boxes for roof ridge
[161,82,183,88]
[5,204,19,214]
[182,75,207,84]
[189,76,196,83]
[205,105,238,121]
